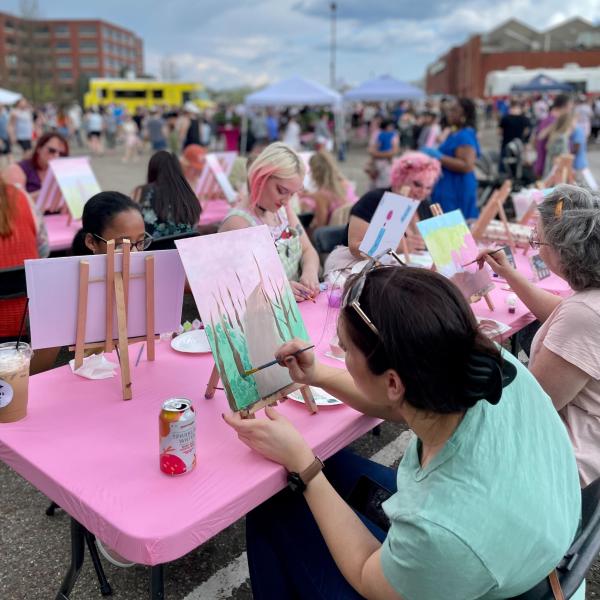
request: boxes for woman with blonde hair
[302,151,356,230]
[220,142,320,302]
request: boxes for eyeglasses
[411,180,434,191]
[93,232,153,252]
[528,228,550,250]
[342,248,404,336]
[46,146,67,157]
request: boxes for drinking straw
[243,344,315,377]
[15,298,29,351]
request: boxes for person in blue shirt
[423,98,481,220]
[571,123,598,189]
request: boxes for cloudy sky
[4,0,599,89]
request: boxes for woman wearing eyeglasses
[2,132,69,200]
[71,191,151,256]
[479,184,600,487]
[220,142,320,303]
[224,265,581,599]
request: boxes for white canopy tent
[242,76,342,152]
[0,87,22,105]
[343,75,424,102]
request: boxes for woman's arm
[348,215,369,258]
[2,163,26,188]
[529,344,590,411]
[288,207,320,290]
[309,190,330,230]
[439,144,476,174]
[479,250,562,322]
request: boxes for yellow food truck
[84,79,213,111]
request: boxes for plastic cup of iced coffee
[0,342,33,423]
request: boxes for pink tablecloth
[512,251,572,297]
[44,214,81,252]
[0,296,375,566]
[199,199,231,225]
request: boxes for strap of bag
[549,570,565,600]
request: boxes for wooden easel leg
[484,293,495,311]
[122,240,131,313]
[300,385,318,414]
[205,364,220,399]
[104,240,115,353]
[114,272,132,400]
[74,261,90,370]
[145,255,155,361]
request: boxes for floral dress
[138,184,197,239]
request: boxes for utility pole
[330,2,337,89]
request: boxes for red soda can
[159,398,196,475]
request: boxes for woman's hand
[405,231,426,253]
[476,248,514,279]
[223,407,315,473]
[300,271,320,298]
[291,278,319,302]
[275,339,319,386]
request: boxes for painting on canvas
[416,209,494,302]
[176,226,310,412]
[359,192,420,257]
[47,157,101,220]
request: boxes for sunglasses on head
[46,146,67,157]
[342,248,404,336]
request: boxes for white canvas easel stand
[204,361,318,419]
[72,240,156,400]
[195,152,238,204]
[429,203,495,312]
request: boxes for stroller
[501,139,536,189]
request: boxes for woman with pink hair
[220,142,320,302]
[347,151,441,258]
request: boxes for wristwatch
[287,456,324,494]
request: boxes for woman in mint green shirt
[224,266,582,600]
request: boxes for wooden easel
[471,180,515,250]
[428,203,495,311]
[72,240,156,400]
[204,363,318,418]
[539,154,575,188]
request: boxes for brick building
[425,18,600,98]
[0,11,143,101]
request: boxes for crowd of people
[1,86,600,599]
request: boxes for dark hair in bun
[341,267,507,414]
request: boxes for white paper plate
[170,329,211,353]
[288,386,343,406]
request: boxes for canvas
[417,209,494,302]
[359,192,420,257]
[25,249,185,349]
[176,226,310,412]
[37,157,101,220]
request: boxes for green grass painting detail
[176,226,310,412]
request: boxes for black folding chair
[148,230,201,251]
[0,265,27,300]
[511,476,600,599]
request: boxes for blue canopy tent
[343,75,424,102]
[510,74,574,94]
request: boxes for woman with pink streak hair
[347,151,441,258]
[220,142,320,302]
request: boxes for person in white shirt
[282,114,301,151]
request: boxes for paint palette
[288,387,343,406]
[171,330,211,353]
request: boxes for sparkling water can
[159,398,196,475]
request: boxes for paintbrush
[301,289,317,303]
[135,343,145,367]
[462,248,504,268]
[243,344,315,376]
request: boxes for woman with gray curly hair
[480,184,600,486]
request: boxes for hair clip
[554,198,564,218]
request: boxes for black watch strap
[287,456,324,494]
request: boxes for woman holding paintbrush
[478,184,600,486]
[219,142,320,303]
[224,265,581,599]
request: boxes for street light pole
[330,2,337,89]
